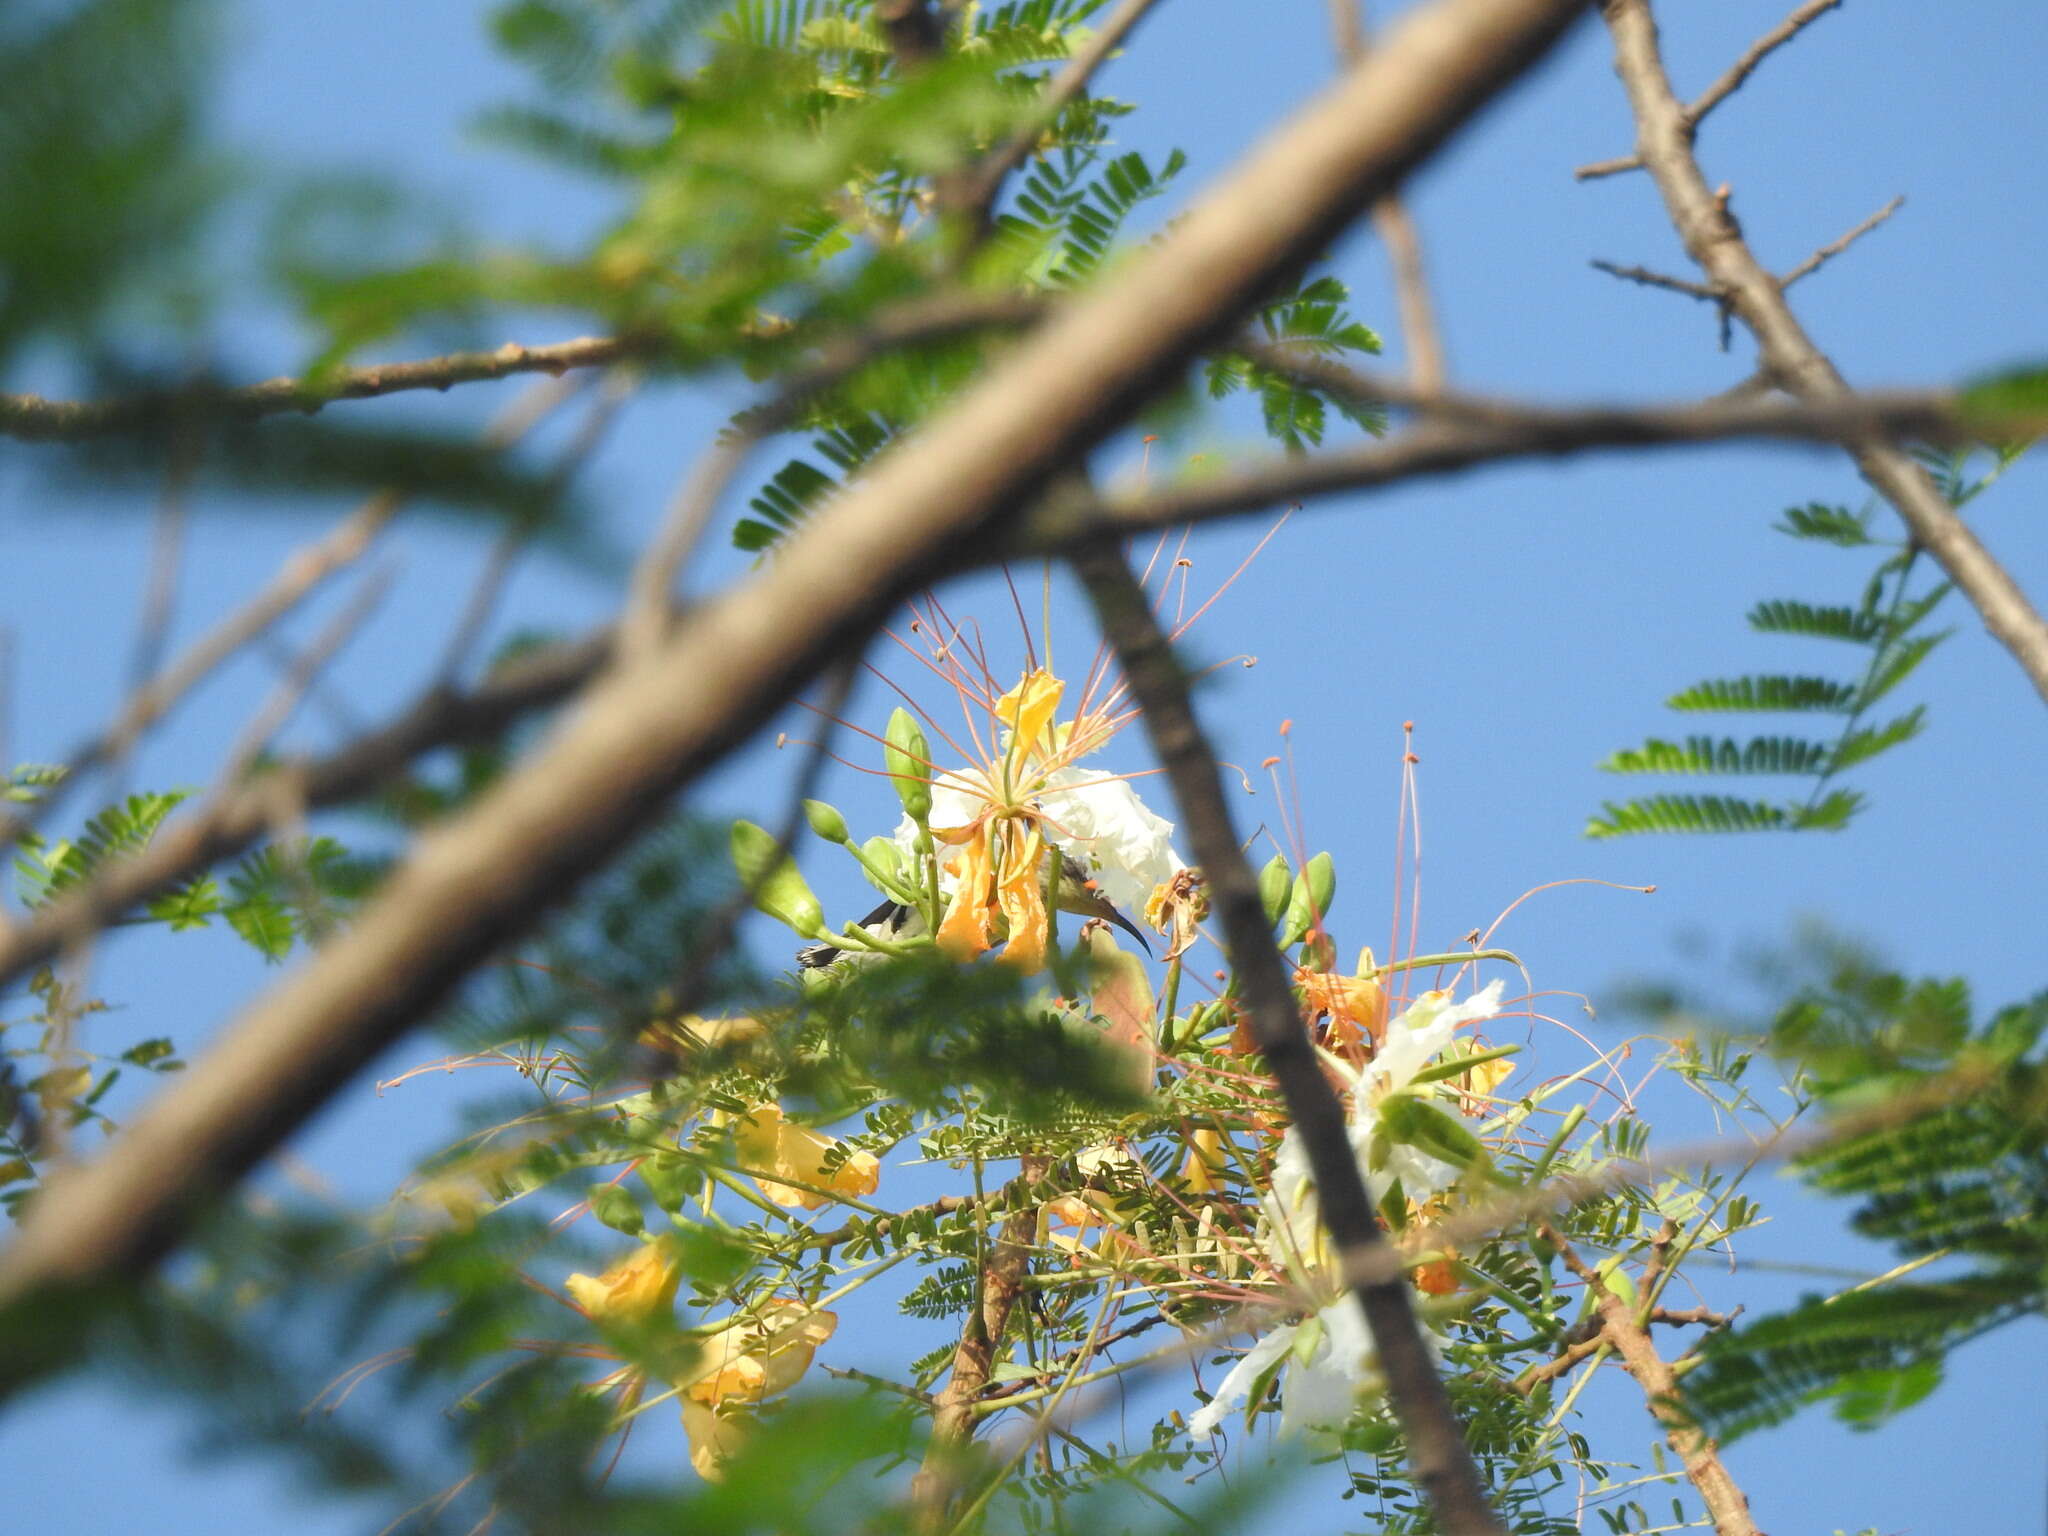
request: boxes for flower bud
[802,798,850,844]
[730,820,827,938]
[883,708,932,823]
[1280,851,1336,946]
[1257,854,1292,926]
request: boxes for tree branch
[0,337,641,442]
[1331,0,1449,391]
[1779,192,1903,289]
[1600,0,2048,707]
[0,0,1592,1343]
[1071,538,1507,1535]
[1574,0,1845,180]
[912,1152,1051,1526]
[1546,1225,1763,1536]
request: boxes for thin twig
[1331,0,1448,392]
[434,372,632,689]
[1545,1226,1763,1536]
[214,566,397,791]
[1573,0,1846,180]
[0,337,642,443]
[1589,259,1723,302]
[1601,0,2048,706]
[1686,0,1845,128]
[1071,537,1507,1535]
[1780,193,1904,289]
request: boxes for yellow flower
[926,669,1070,974]
[1453,1048,1516,1115]
[565,1240,681,1323]
[1181,1125,1229,1194]
[681,1299,837,1406]
[1296,966,1386,1054]
[731,1104,880,1210]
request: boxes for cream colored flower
[565,1241,681,1324]
[681,1397,747,1482]
[680,1300,837,1406]
[731,1103,881,1210]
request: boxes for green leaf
[1746,600,1883,645]
[1774,503,1873,546]
[1666,676,1860,713]
[1600,735,1833,776]
[1958,363,2048,434]
[1828,708,1926,772]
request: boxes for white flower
[1190,981,1501,1444]
[1262,980,1505,1277]
[893,764,1185,915]
[1189,1293,1435,1442]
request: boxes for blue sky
[4,2,2046,1532]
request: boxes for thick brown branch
[0,0,1590,1345]
[1019,386,1990,553]
[1602,0,2048,706]
[1072,539,1506,1535]
[1546,1227,1763,1536]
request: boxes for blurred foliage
[1661,939,2048,1443]
[0,0,231,366]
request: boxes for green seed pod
[884,707,933,824]
[1257,853,1292,926]
[802,798,850,844]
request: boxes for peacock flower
[894,668,1185,972]
[677,1300,837,1481]
[731,1104,881,1210]
[1296,965,1386,1055]
[565,1240,682,1324]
